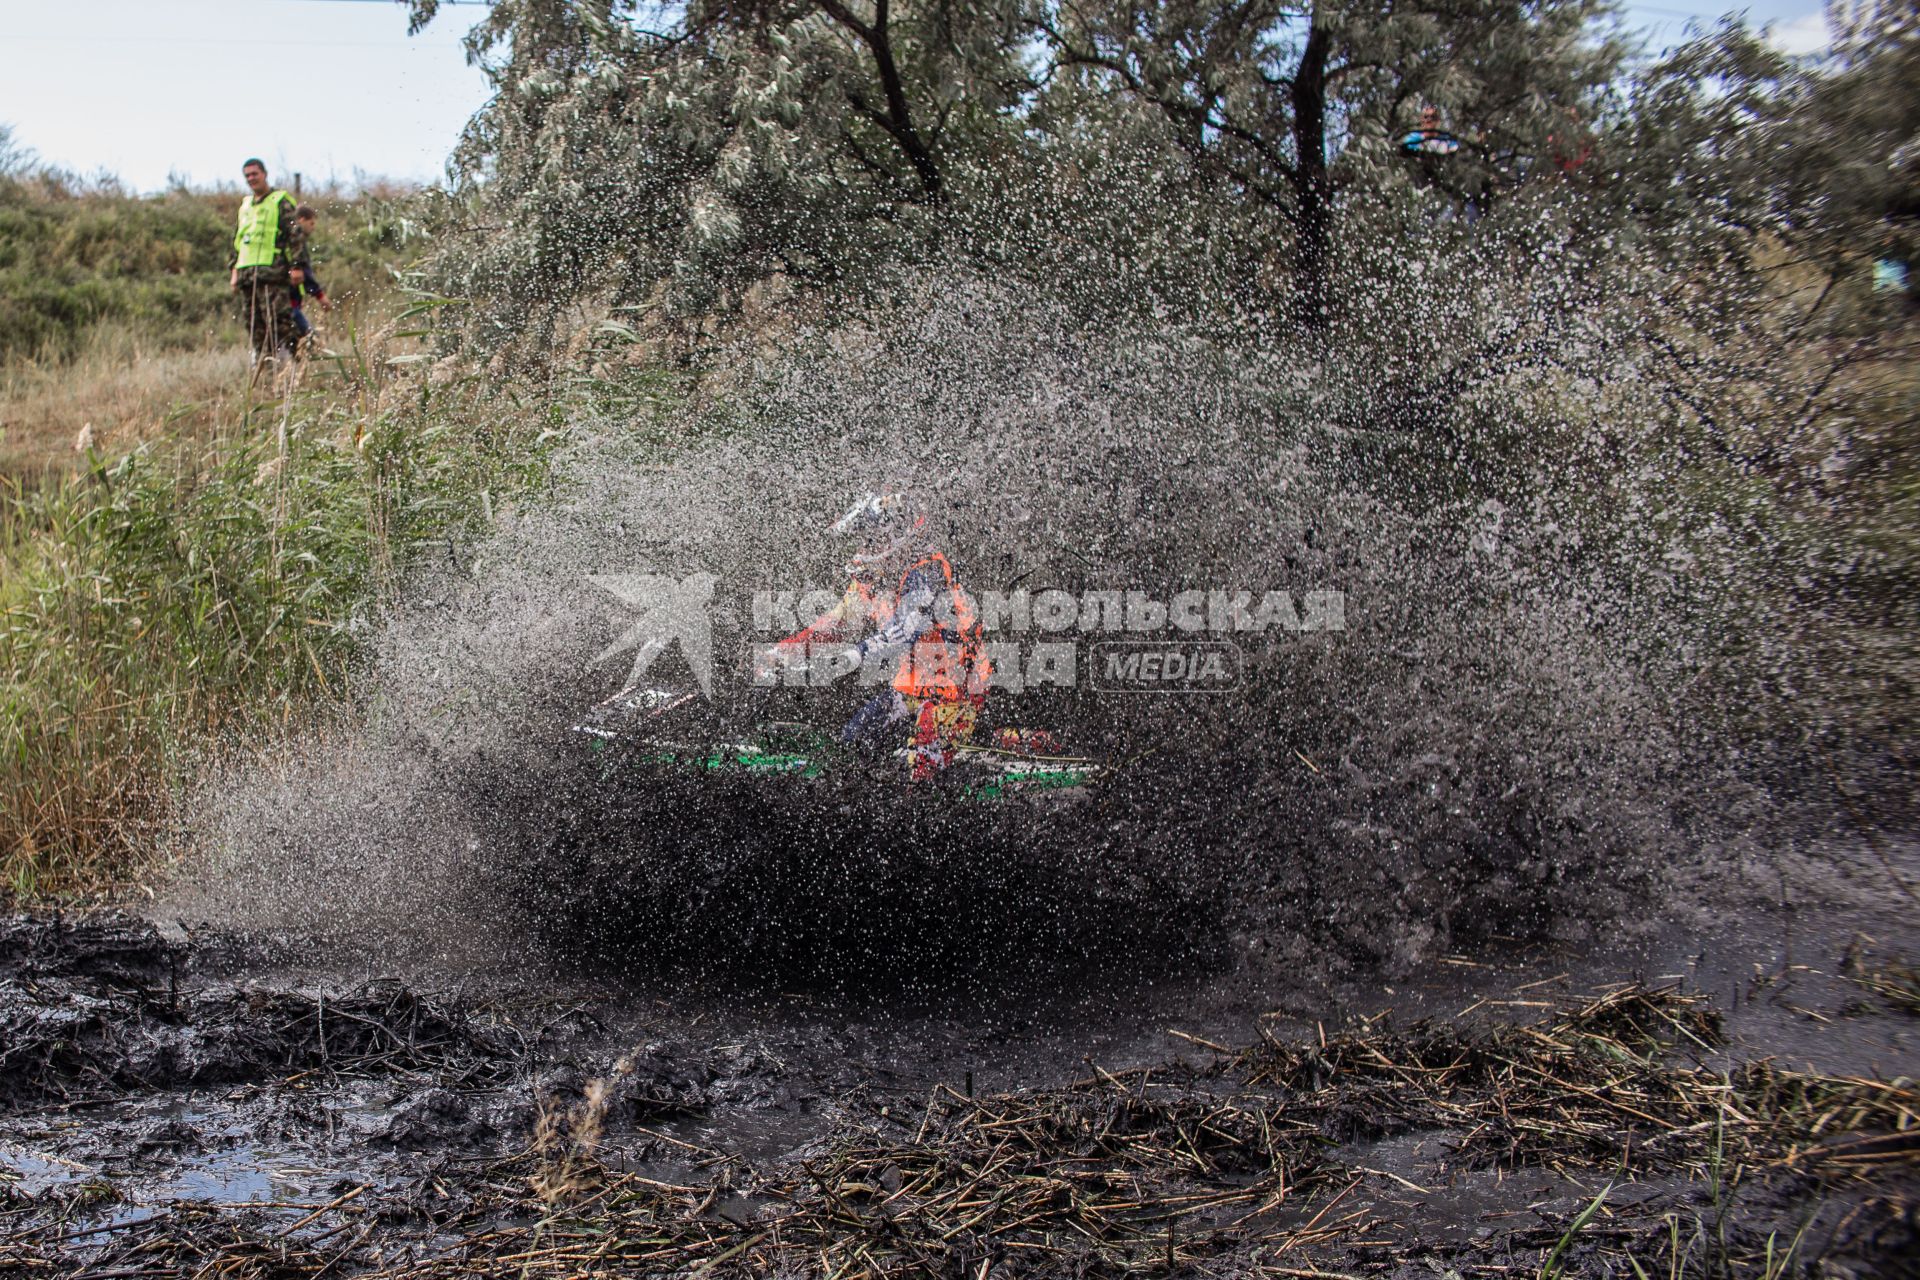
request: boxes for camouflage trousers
[235,266,298,361]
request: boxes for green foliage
[0,379,558,894]
[1775,21,1920,266]
[413,0,1043,355]
[0,184,233,361]
[1540,1184,1612,1280]
[408,1,1916,352]
[412,0,1637,350]
[1611,19,1919,280]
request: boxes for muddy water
[4,839,1913,1255]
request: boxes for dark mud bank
[3,904,1917,1278]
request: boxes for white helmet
[832,489,926,575]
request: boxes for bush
[0,185,232,360]
[0,177,422,364]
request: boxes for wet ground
[2,853,1916,1277]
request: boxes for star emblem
[588,573,717,695]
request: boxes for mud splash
[470,752,1227,993]
[115,278,1916,1273]
[170,279,1799,987]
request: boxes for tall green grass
[0,366,557,898]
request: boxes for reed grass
[0,341,557,898]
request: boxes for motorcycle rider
[767,490,990,780]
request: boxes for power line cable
[3,34,474,47]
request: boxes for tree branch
[818,0,943,196]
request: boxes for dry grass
[0,291,398,485]
[0,337,247,480]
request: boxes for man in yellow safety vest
[229,158,306,365]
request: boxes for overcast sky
[0,0,1833,195]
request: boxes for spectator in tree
[1549,108,1595,177]
[1400,106,1460,157]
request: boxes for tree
[405,0,1904,356]
[1782,16,1919,273]
[410,0,1633,347]
[410,0,1040,356]
[1039,0,1625,327]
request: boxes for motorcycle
[572,682,1105,801]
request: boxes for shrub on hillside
[0,173,421,363]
